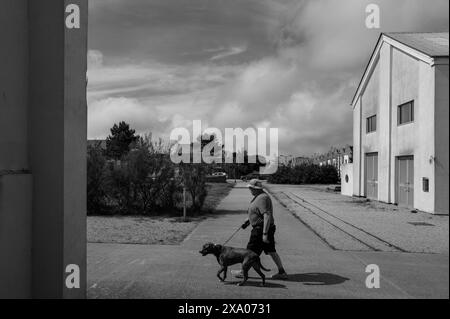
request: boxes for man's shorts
[247,225,276,256]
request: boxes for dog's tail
[259,260,271,272]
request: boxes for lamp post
[183,185,187,222]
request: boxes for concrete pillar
[0,0,32,299]
[28,0,88,299]
[0,0,87,298]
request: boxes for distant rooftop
[386,32,449,57]
[87,139,106,149]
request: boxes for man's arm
[262,196,273,242]
[263,214,270,243]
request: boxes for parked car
[206,172,227,183]
[212,172,228,178]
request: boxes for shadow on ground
[234,273,349,287]
[285,273,349,285]
[223,281,286,289]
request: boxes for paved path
[87,183,449,299]
[266,184,449,253]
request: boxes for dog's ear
[214,244,223,253]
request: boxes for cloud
[87,58,241,101]
[88,97,170,139]
[210,46,248,61]
[88,50,104,69]
[88,0,449,156]
[202,0,449,155]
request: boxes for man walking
[233,179,288,280]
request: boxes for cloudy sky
[88,0,449,156]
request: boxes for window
[423,178,429,192]
[366,115,377,133]
[398,101,414,125]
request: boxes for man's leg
[266,226,288,279]
[268,252,288,279]
[268,252,287,275]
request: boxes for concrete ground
[87,182,449,299]
[265,184,449,253]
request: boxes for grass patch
[202,182,234,213]
[87,182,235,245]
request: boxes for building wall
[341,163,353,197]
[377,43,392,203]
[353,97,362,196]
[28,0,66,298]
[28,0,88,299]
[434,63,449,214]
[359,55,381,198]
[0,0,32,298]
[353,37,449,214]
[0,0,29,171]
[63,0,88,298]
[353,40,446,214]
[0,175,32,298]
[411,57,435,212]
[389,48,436,213]
[0,0,88,298]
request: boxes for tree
[179,162,207,212]
[267,163,339,185]
[126,135,176,214]
[87,143,107,215]
[105,121,139,159]
[176,134,217,213]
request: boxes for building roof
[87,139,106,149]
[386,32,449,57]
[351,32,449,107]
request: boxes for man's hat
[247,179,264,190]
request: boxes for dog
[199,242,270,286]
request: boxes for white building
[352,32,449,215]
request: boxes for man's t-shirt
[248,192,274,227]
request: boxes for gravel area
[266,184,449,254]
[87,216,202,245]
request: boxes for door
[397,156,414,208]
[365,153,378,200]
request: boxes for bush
[178,163,208,212]
[104,160,134,214]
[87,144,108,215]
[87,130,210,216]
[267,164,339,185]
[102,136,178,215]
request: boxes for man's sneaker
[231,270,243,278]
[270,272,288,280]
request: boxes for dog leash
[222,226,242,246]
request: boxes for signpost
[183,186,187,221]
